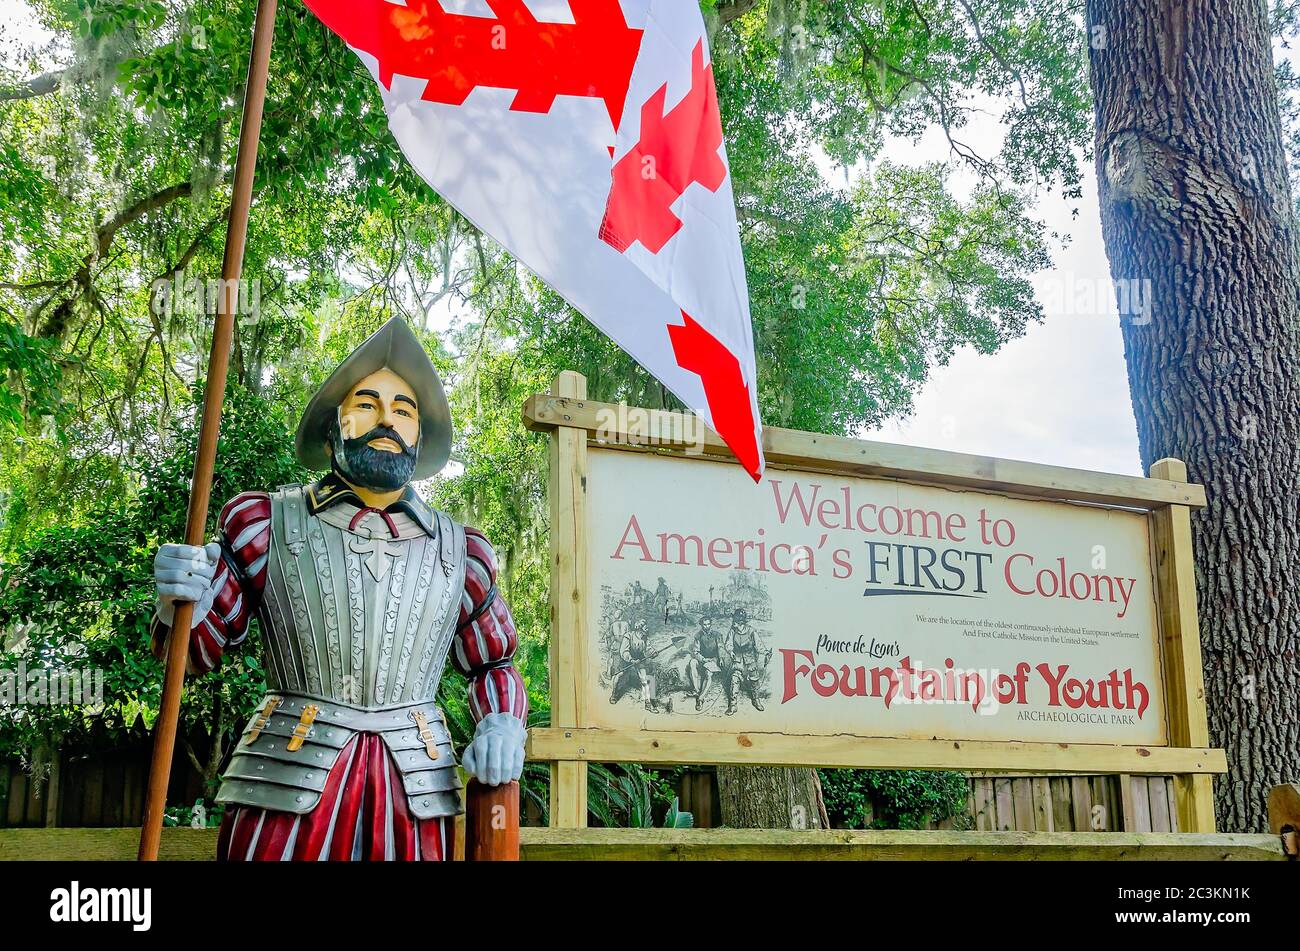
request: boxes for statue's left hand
[461,712,527,786]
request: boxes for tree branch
[955,0,1032,113]
[94,182,194,259]
[718,0,761,28]
[0,69,65,102]
[35,181,195,338]
[0,279,63,291]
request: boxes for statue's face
[330,368,421,491]
[339,368,420,451]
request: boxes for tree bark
[717,766,830,829]
[1087,0,1300,831]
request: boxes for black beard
[331,422,417,492]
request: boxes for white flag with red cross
[302,0,765,479]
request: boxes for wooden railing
[0,824,1289,861]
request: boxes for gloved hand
[154,542,222,625]
[460,712,527,786]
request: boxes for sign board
[587,448,1167,746]
[523,373,1226,833]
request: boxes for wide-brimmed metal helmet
[294,317,452,481]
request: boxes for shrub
[819,768,970,830]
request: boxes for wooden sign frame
[523,372,1224,834]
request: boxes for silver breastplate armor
[216,485,468,820]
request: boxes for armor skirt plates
[217,733,454,861]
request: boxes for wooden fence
[965,774,1181,833]
[0,724,207,829]
[1,750,1181,834]
[677,770,1183,833]
[5,780,1291,860]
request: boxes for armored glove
[460,712,527,786]
[154,542,223,624]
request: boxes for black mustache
[349,425,414,456]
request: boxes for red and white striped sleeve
[150,492,271,675]
[452,527,528,724]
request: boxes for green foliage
[163,796,224,828]
[507,704,685,828]
[587,763,687,828]
[0,0,1157,822]
[135,381,310,541]
[819,768,971,830]
[0,383,303,770]
[0,321,67,435]
[1,0,1084,476]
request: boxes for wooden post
[137,0,279,861]
[1267,783,1300,858]
[546,371,589,827]
[465,781,520,861]
[452,812,467,861]
[1268,782,1300,831]
[43,748,60,829]
[1149,458,1216,833]
[1117,773,1139,831]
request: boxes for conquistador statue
[152,318,526,861]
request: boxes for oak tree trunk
[1087,0,1300,831]
[717,765,830,829]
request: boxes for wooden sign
[586,447,1167,746]
[523,372,1225,834]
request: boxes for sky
[0,3,1172,478]
[861,126,1144,476]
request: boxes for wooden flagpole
[138,0,279,861]
[466,781,521,861]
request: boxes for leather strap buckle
[286,704,321,752]
[245,696,282,744]
[410,710,440,761]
